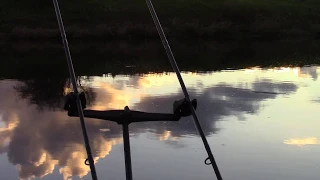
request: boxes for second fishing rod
[145,0,223,180]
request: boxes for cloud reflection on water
[0,67,315,179]
[0,81,123,179]
[284,137,319,146]
[131,80,297,137]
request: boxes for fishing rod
[52,0,98,179]
[145,0,223,179]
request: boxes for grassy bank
[1,0,320,40]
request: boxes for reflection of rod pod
[64,93,197,180]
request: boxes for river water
[0,65,319,180]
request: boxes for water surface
[0,66,319,180]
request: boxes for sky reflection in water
[0,66,319,180]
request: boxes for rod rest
[64,92,197,124]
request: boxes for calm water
[0,66,320,180]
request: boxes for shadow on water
[13,77,97,111]
[1,39,320,79]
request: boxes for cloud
[131,80,298,137]
[312,97,320,103]
[252,79,298,94]
[298,66,318,81]
[0,80,123,180]
[284,137,319,146]
[0,75,299,179]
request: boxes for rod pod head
[173,98,197,117]
[64,92,87,115]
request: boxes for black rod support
[64,90,198,180]
[122,123,133,180]
[65,94,197,124]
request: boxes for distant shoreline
[1,39,319,79]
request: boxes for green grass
[1,0,320,39]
